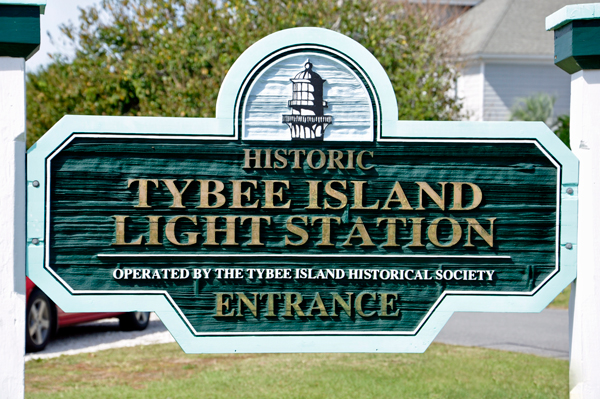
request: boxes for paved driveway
[25,314,174,361]
[25,309,569,361]
[434,309,569,360]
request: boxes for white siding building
[455,0,573,121]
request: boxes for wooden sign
[27,28,578,353]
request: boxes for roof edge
[458,53,555,65]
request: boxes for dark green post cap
[0,1,45,59]
[547,4,600,74]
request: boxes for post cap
[0,1,45,59]
[546,3,600,31]
[0,1,45,14]
[547,3,600,74]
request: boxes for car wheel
[26,290,56,352]
[119,311,150,331]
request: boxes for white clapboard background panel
[243,53,374,141]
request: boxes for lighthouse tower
[282,61,333,140]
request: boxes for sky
[26,0,99,71]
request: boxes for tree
[554,115,570,149]
[509,92,570,149]
[26,0,463,146]
[509,92,557,126]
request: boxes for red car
[26,277,150,352]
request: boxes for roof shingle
[457,0,588,57]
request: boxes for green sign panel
[27,28,578,353]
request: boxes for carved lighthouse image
[282,61,332,140]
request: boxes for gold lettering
[261,293,281,317]
[382,182,413,210]
[307,149,326,170]
[450,182,483,211]
[215,293,235,317]
[289,150,305,170]
[236,292,259,317]
[327,150,345,170]
[416,182,447,210]
[146,215,162,245]
[240,216,271,246]
[323,180,347,210]
[356,292,377,317]
[380,293,400,317]
[264,180,291,209]
[128,179,159,208]
[464,217,496,247]
[311,216,341,247]
[197,180,226,209]
[351,181,380,210]
[428,217,462,248]
[264,149,273,169]
[343,217,375,247]
[162,179,194,209]
[377,217,407,247]
[346,150,355,170]
[284,292,305,317]
[356,150,374,170]
[305,180,321,210]
[274,149,288,169]
[165,215,199,246]
[331,293,354,317]
[285,216,309,246]
[307,293,329,316]
[408,217,426,247]
[231,180,259,209]
[243,149,261,169]
[204,216,238,246]
[112,215,143,245]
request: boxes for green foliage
[509,93,571,149]
[554,114,570,149]
[509,92,557,127]
[26,0,463,146]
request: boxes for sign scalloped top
[27,27,578,353]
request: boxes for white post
[546,6,600,397]
[0,57,27,398]
[568,69,600,398]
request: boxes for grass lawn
[26,342,568,399]
[549,285,571,309]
